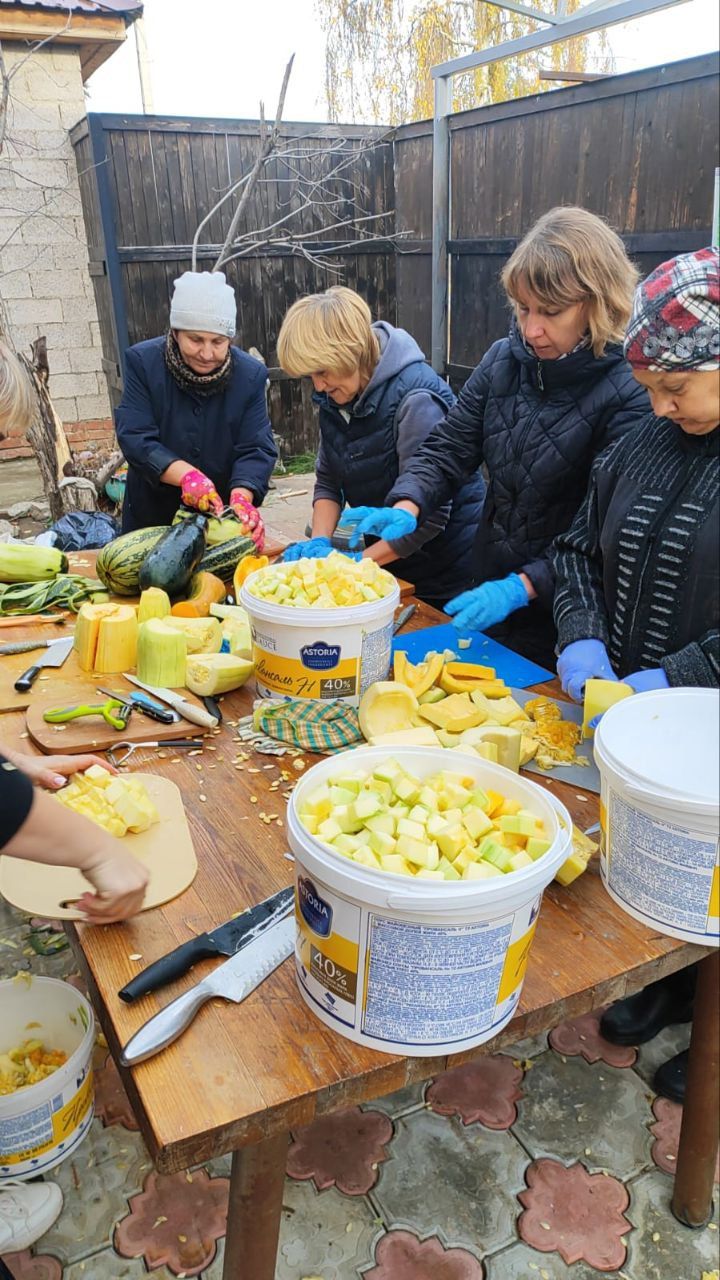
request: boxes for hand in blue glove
[444,574,530,634]
[557,639,617,703]
[625,668,670,694]
[338,505,417,549]
[282,537,333,562]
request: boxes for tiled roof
[0,0,142,15]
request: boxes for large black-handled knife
[120,913,295,1066]
[118,885,294,1002]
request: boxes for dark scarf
[164,332,233,398]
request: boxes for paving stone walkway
[1,897,717,1280]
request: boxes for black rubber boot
[600,967,697,1046]
[654,1049,689,1104]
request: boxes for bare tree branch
[212,54,295,273]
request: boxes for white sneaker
[0,1180,63,1253]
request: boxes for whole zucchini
[138,515,207,597]
[199,534,256,582]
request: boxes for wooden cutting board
[25,684,206,754]
[0,774,197,920]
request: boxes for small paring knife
[120,913,295,1065]
[121,674,219,730]
[393,603,416,635]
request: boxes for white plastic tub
[287,745,572,1056]
[594,688,719,945]
[0,976,95,1181]
[241,572,400,707]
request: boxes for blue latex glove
[282,537,333,561]
[557,639,617,703]
[625,667,670,694]
[444,574,530,633]
[338,506,417,549]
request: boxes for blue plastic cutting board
[392,624,552,689]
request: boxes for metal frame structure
[430,0,691,371]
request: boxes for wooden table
[1,597,716,1276]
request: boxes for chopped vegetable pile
[245,552,396,608]
[0,1039,67,1094]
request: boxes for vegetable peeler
[43,697,133,732]
[106,738,201,767]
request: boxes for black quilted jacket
[387,321,650,613]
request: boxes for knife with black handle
[118,885,294,1002]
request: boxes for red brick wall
[0,418,115,461]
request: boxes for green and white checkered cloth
[253,699,363,754]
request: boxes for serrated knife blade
[120,913,295,1066]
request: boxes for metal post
[431,74,452,375]
[671,951,719,1228]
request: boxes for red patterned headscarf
[624,247,719,371]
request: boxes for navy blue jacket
[116,336,277,532]
[314,324,485,607]
[388,321,649,648]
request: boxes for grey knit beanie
[169,271,237,338]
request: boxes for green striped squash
[96,526,169,596]
[199,535,256,582]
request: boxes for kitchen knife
[120,913,295,1065]
[97,688,178,725]
[393,603,417,635]
[118,885,294,1002]
[122,674,219,729]
[0,637,72,657]
[14,636,74,692]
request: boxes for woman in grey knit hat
[115,271,277,548]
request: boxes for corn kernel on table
[0,583,716,1278]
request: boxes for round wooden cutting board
[0,775,198,919]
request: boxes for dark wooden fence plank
[72,56,717,455]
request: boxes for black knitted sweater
[553,416,719,687]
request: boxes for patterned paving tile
[287,1107,394,1195]
[94,1053,140,1131]
[39,1119,152,1267]
[360,1228,485,1278]
[634,1022,692,1087]
[485,1243,628,1278]
[0,1251,62,1279]
[371,1109,527,1256]
[649,1096,720,1181]
[114,1168,229,1277]
[624,1169,720,1280]
[512,1052,653,1177]
[549,1008,637,1068]
[501,1032,549,1061]
[518,1158,631,1271]
[201,1182,379,1280]
[366,1081,427,1118]
[62,1248,178,1277]
[427,1056,524,1129]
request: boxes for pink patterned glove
[230,488,265,551]
[180,468,224,516]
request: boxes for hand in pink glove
[230,488,265,551]
[181,467,224,516]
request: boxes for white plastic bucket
[240,572,400,706]
[594,689,720,945]
[0,977,95,1181]
[287,746,572,1056]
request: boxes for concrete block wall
[0,44,113,460]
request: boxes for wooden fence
[71,52,719,451]
[70,116,397,455]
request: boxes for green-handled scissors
[43,697,133,732]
